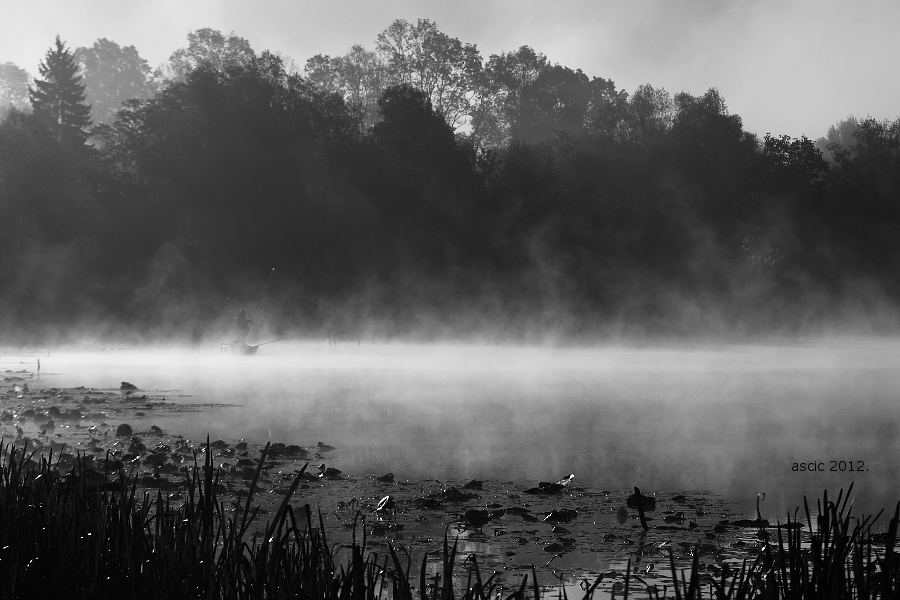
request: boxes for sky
[1,0,897,139]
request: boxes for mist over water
[34,339,900,520]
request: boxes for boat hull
[222,341,258,355]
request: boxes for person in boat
[235,309,252,345]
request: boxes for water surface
[19,338,900,520]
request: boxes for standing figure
[235,309,252,345]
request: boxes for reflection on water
[17,338,900,519]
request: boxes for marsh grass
[0,440,897,600]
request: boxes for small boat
[221,341,259,355]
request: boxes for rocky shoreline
[0,368,799,596]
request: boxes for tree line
[0,23,899,343]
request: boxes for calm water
[14,338,900,521]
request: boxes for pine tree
[30,35,92,149]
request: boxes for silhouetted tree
[483,45,548,144]
[0,108,107,338]
[487,46,547,107]
[305,46,389,130]
[306,19,485,136]
[157,28,255,83]
[511,65,617,143]
[370,83,496,274]
[29,36,92,150]
[75,38,157,124]
[816,116,858,162]
[3,19,900,340]
[376,19,483,130]
[374,84,456,162]
[95,51,370,287]
[670,88,752,180]
[763,133,827,191]
[0,62,31,121]
[619,83,673,154]
[827,117,900,217]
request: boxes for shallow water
[8,338,900,520]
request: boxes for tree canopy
[75,38,157,125]
[29,36,92,150]
[1,23,899,343]
[157,28,255,83]
[0,62,32,121]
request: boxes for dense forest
[1,22,899,344]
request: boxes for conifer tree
[30,35,92,148]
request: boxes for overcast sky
[2,0,897,139]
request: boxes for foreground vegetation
[1,438,898,599]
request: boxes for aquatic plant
[0,438,590,599]
[642,484,900,600]
[0,438,897,599]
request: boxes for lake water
[17,338,900,522]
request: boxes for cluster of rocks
[1,379,778,593]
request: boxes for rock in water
[464,509,491,528]
[535,481,565,494]
[120,382,138,390]
[116,423,133,437]
[442,487,476,502]
[130,436,147,453]
[317,464,342,478]
[284,445,308,457]
[143,452,168,466]
[505,506,531,515]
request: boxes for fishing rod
[250,267,275,321]
[255,334,301,347]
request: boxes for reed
[642,483,900,600]
[1,439,897,599]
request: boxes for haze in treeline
[1,21,898,344]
